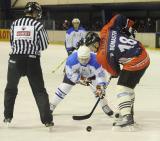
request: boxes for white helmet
[72,18,80,24]
[77,46,90,65]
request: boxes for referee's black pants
[4,55,53,124]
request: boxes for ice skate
[112,114,136,132]
[112,113,123,126]
[45,121,54,132]
[102,105,114,117]
[3,118,12,127]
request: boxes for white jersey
[65,51,107,85]
[65,27,86,52]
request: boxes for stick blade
[72,114,91,120]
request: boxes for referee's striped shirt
[10,16,49,55]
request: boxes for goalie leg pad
[116,85,134,116]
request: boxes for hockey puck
[86,126,92,132]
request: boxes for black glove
[67,47,75,55]
[79,76,92,86]
[110,75,119,79]
[76,39,85,49]
[121,27,136,39]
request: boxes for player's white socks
[116,85,134,116]
[50,83,73,112]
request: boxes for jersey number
[118,36,137,52]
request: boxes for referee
[4,2,53,127]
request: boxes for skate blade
[112,124,139,132]
[48,126,53,132]
[4,122,11,128]
[134,122,141,128]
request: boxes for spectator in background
[145,18,154,32]
[138,20,145,32]
[62,19,70,30]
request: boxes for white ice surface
[0,42,160,141]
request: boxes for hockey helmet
[77,45,90,65]
[72,18,80,24]
[24,2,42,19]
[85,32,100,46]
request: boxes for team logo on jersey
[16,26,31,36]
[17,31,30,36]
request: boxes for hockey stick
[52,58,67,73]
[72,76,112,120]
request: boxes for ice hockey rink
[0,41,160,141]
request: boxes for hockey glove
[96,85,106,99]
[79,76,92,86]
[67,47,76,56]
[110,75,119,79]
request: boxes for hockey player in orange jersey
[85,14,150,130]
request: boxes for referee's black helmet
[24,2,42,19]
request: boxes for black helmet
[85,32,100,46]
[24,2,42,19]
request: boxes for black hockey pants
[4,55,53,124]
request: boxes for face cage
[88,42,99,53]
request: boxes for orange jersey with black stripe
[96,14,150,76]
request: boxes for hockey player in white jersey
[65,18,86,55]
[50,46,113,117]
